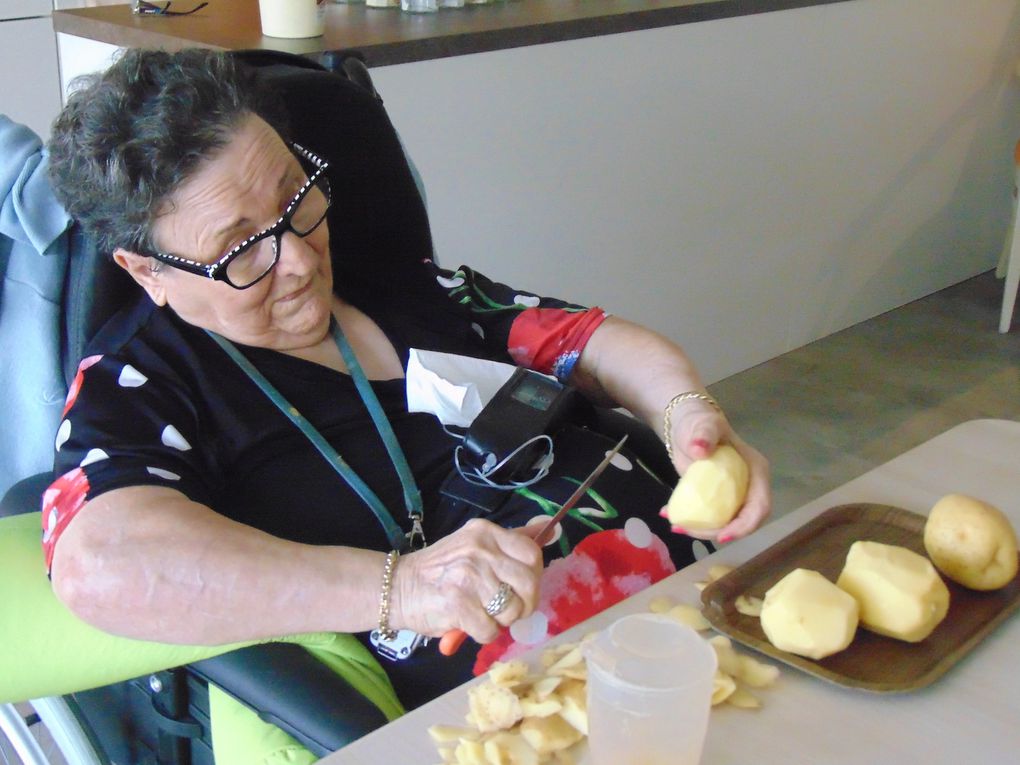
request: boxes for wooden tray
[701,503,1020,692]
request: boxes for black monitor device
[460,368,581,484]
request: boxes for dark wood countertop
[53,0,854,68]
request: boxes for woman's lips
[278,281,312,302]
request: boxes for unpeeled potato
[924,494,1018,591]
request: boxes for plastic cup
[583,613,717,765]
[258,0,325,39]
[401,0,438,11]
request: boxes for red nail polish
[659,508,669,519]
[671,526,688,535]
[718,534,733,544]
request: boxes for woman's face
[121,113,334,352]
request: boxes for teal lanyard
[206,318,424,552]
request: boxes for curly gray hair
[47,48,287,256]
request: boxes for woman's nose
[275,229,323,276]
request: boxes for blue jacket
[0,116,72,498]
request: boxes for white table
[322,419,1020,765]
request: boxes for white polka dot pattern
[513,295,541,307]
[623,517,653,548]
[525,514,562,545]
[146,467,181,481]
[608,451,632,471]
[436,274,465,289]
[80,448,109,467]
[117,364,148,388]
[161,425,192,451]
[55,419,71,451]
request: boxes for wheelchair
[0,49,681,765]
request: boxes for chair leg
[999,201,1015,278]
[1000,161,1020,333]
[1001,226,1020,332]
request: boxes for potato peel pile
[650,595,781,710]
[428,587,781,765]
[429,642,590,765]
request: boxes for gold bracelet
[378,550,400,641]
[663,391,722,461]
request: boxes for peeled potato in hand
[666,444,749,531]
[924,494,1018,591]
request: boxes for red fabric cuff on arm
[41,467,91,574]
[507,307,608,382]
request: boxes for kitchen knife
[438,434,628,656]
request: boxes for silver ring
[484,581,515,617]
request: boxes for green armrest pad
[0,512,402,722]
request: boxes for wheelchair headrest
[60,50,435,386]
[61,227,136,386]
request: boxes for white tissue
[405,349,519,427]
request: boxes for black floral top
[42,263,609,570]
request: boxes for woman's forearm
[51,486,544,646]
[572,316,709,430]
[51,485,385,645]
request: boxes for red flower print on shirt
[62,355,104,417]
[41,467,91,573]
[507,308,606,381]
[473,526,674,674]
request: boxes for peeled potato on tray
[666,444,749,531]
[760,568,859,660]
[837,541,949,643]
[924,494,1018,591]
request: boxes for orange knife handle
[439,628,469,656]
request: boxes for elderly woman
[42,49,770,708]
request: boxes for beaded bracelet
[377,550,400,641]
[663,391,722,461]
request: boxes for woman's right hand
[390,518,543,644]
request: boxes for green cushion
[0,511,402,724]
[209,684,319,765]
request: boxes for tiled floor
[709,269,1020,521]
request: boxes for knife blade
[438,434,628,656]
[532,434,628,546]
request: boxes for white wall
[0,1,60,139]
[372,0,1020,382]
[56,32,118,99]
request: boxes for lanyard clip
[407,515,426,551]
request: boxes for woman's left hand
[663,397,771,542]
[570,316,772,543]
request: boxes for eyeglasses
[149,144,331,290]
[133,1,209,15]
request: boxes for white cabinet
[0,1,61,139]
[4,0,52,16]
